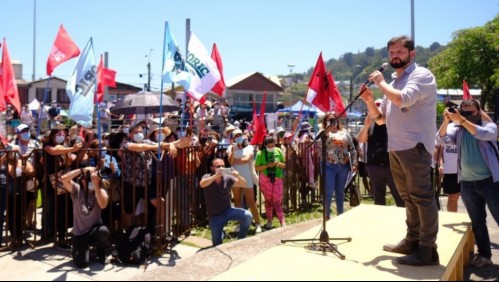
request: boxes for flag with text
[46,25,81,76]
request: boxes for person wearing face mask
[60,166,110,267]
[437,99,499,268]
[20,105,33,128]
[255,137,286,229]
[0,125,39,251]
[229,130,262,233]
[43,128,83,248]
[321,113,358,219]
[122,124,191,230]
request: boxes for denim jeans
[324,162,350,217]
[461,177,499,259]
[209,207,252,246]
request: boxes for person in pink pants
[255,137,286,229]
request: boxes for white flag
[66,38,96,127]
[185,33,221,101]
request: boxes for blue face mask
[235,137,244,144]
[20,132,31,141]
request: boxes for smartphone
[218,168,233,175]
[75,136,83,144]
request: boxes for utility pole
[287,64,295,130]
[32,0,36,82]
[147,49,153,91]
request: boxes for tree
[428,15,499,109]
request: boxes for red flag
[251,91,267,145]
[0,38,21,113]
[96,54,117,103]
[305,53,330,113]
[251,99,259,130]
[462,80,471,101]
[327,71,346,116]
[46,25,81,76]
[210,43,226,97]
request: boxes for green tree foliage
[428,15,499,109]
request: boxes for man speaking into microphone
[359,35,439,266]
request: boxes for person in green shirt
[255,137,286,229]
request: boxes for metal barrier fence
[0,142,321,252]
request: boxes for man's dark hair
[460,99,481,111]
[387,35,415,52]
[211,158,225,167]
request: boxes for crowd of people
[0,35,498,270]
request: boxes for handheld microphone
[363,63,390,87]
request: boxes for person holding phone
[200,158,252,246]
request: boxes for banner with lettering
[66,38,96,127]
[185,33,221,101]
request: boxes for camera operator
[437,99,499,267]
[61,166,109,268]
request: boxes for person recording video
[200,158,252,246]
[437,99,499,267]
[60,166,110,268]
[359,35,439,266]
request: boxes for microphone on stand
[363,63,390,87]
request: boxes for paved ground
[0,197,497,281]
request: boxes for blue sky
[1,0,497,91]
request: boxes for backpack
[116,226,151,265]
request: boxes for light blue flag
[162,22,191,89]
[66,38,96,128]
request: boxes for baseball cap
[16,124,29,134]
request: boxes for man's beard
[390,55,411,69]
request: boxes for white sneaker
[255,224,262,233]
[234,224,240,233]
[471,253,493,267]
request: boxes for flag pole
[158,21,168,158]
[37,77,51,136]
[179,18,191,136]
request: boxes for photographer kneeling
[61,166,110,268]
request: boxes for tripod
[281,85,372,259]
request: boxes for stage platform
[213,205,473,281]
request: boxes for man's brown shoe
[383,239,419,255]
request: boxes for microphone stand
[280,85,372,259]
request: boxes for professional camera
[448,106,459,113]
[98,166,113,180]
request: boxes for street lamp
[287,64,295,130]
[349,65,362,112]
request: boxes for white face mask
[123,128,130,134]
[104,140,109,147]
[266,147,275,153]
[55,136,65,144]
[88,182,95,191]
[133,133,144,143]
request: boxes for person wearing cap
[1,125,40,250]
[229,129,262,233]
